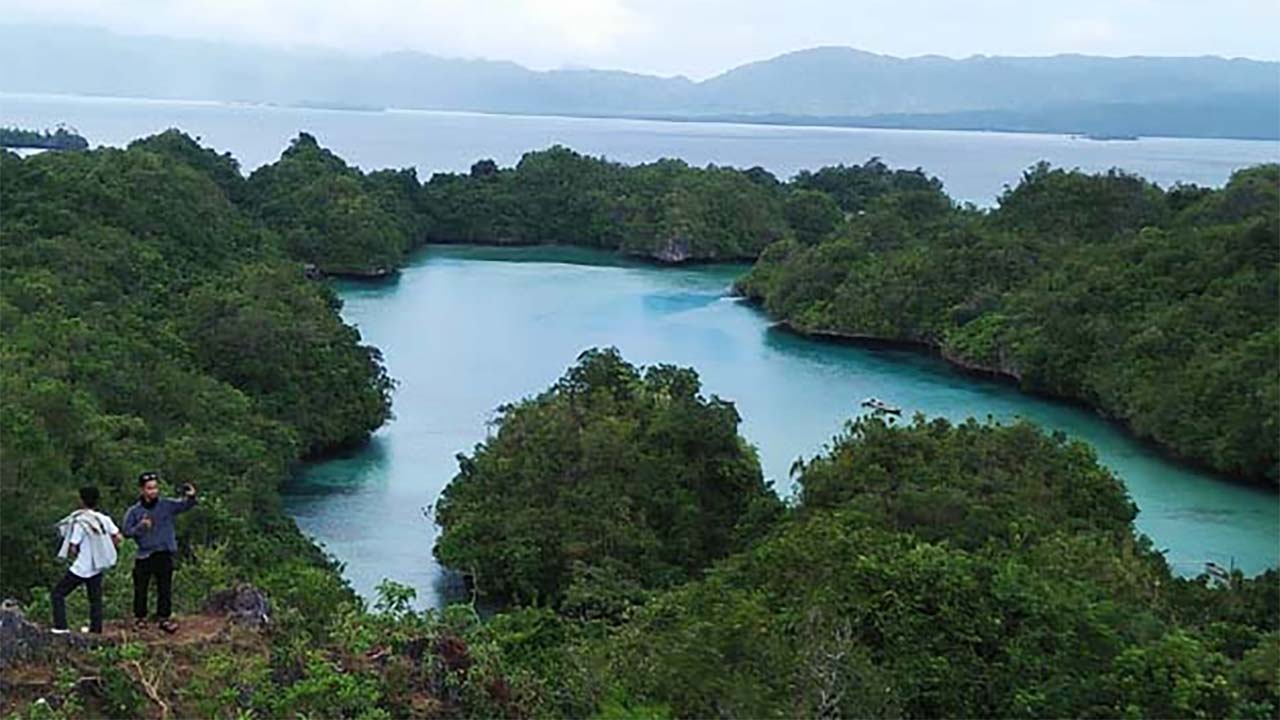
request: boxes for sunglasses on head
[140,472,160,482]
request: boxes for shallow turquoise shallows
[286,246,1279,607]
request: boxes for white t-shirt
[67,511,120,578]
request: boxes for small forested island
[1,130,1276,717]
[0,126,89,151]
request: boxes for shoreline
[418,239,758,268]
[355,237,1277,492]
[751,308,1275,493]
[6,90,1278,144]
[325,238,1275,494]
[292,247,1277,593]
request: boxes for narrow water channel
[287,246,1279,607]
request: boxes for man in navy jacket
[122,471,197,634]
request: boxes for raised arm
[165,490,198,515]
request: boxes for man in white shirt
[51,486,122,634]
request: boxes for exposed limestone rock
[203,584,272,629]
[0,601,101,669]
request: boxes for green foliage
[87,643,148,717]
[372,579,418,618]
[424,146,790,261]
[795,416,1138,548]
[244,133,422,274]
[783,188,843,244]
[179,648,274,719]
[270,653,387,718]
[0,134,386,603]
[0,125,88,151]
[434,347,783,608]
[180,261,393,454]
[738,163,1280,482]
[129,129,246,202]
[579,417,1277,718]
[790,157,944,213]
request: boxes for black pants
[132,551,174,619]
[52,570,103,633]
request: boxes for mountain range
[2,25,1277,139]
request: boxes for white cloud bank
[3,0,1277,78]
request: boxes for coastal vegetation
[434,348,783,613]
[1,130,1275,717]
[426,362,1278,717]
[244,133,427,276]
[0,126,89,151]
[0,134,391,605]
[422,146,790,261]
[737,162,1280,484]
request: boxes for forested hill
[1,131,1277,717]
[0,133,392,602]
[421,147,794,261]
[737,162,1280,484]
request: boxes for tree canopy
[434,348,782,614]
[576,416,1278,719]
[244,132,425,275]
[0,135,391,601]
[424,146,796,261]
[739,163,1280,483]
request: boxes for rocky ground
[0,585,273,718]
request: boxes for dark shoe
[159,619,178,634]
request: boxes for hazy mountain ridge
[2,25,1276,138]
[697,46,1277,114]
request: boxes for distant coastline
[0,124,89,150]
[5,90,1280,144]
[532,107,1275,142]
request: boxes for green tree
[434,348,782,609]
[783,188,843,244]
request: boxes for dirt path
[98,614,230,646]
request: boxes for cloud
[2,0,1276,77]
[4,0,642,65]
[1050,18,1120,51]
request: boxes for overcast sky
[6,0,1279,78]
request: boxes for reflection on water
[288,437,391,496]
[288,245,1279,608]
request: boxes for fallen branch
[124,660,169,720]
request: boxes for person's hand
[140,515,153,530]
[183,482,197,498]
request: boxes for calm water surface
[287,247,1278,607]
[3,92,1277,204]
